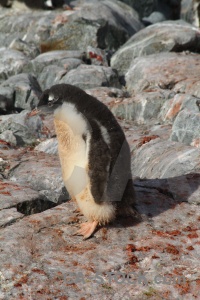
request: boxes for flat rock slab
[9,150,69,203]
[0,187,200,299]
[0,180,40,211]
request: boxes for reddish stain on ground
[165,244,180,255]
[188,232,198,239]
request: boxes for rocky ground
[0,0,200,299]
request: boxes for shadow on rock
[110,173,200,229]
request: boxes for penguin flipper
[88,137,111,205]
[28,74,43,98]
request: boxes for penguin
[29,77,138,239]
[0,0,13,7]
[0,95,16,114]
[17,0,66,9]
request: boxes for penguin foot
[75,221,98,239]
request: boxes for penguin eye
[48,94,54,101]
[48,94,59,107]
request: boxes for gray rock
[0,110,44,146]
[170,109,200,146]
[60,64,121,89]
[9,38,40,59]
[0,48,29,82]
[35,138,58,154]
[23,11,58,45]
[43,0,143,52]
[0,73,40,110]
[142,11,166,25]
[0,180,40,210]
[9,151,69,203]
[38,65,67,91]
[160,93,200,123]
[69,0,143,36]
[0,11,40,46]
[132,138,200,179]
[0,208,23,227]
[125,52,200,94]
[0,130,17,146]
[111,89,171,124]
[111,20,200,75]
[181,0,199,26]
[29,50,83,74]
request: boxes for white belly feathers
[54,102,90,197]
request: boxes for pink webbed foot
[75,221,98,239]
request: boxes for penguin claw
[75,221,98,239]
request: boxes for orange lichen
[138,135,159,147]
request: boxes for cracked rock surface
[0,1,200,299]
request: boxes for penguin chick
[0,0,13,7]
[39,84,138,239]
[0,95,15,114]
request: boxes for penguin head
[42,85,64,107]
[47,91,60,107]
[42,84,85,107]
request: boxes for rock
[9,38,40,59]
[9,151,69,203]
[0,193,200,299]
[110,89,172,124]
[60,64,121,89]
[0,157,9,173]
[125,52,200,94]
[0,110,45,146]
[181,0,200,26]
[0,73,40,110]
[160,93,200,123]
[0,130,17,146]
[170,109,200,146]
[0,48,29,82]
[29,50,83,74]
[42,0,143,52]
[23,11,59,46]
[0,180,40,210]
[142,11,166,25]
[0,10,45,47]
[0,208,23,227]
[35,137,58,154]
[38,65,67,90]
[85,46,109,66]
[111,21,200,75]
[132,138,200,179]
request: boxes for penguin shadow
[107,173,200,230]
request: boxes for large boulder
[111,20,200,75]
[125,52,200,94]
[41,0,143,52]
